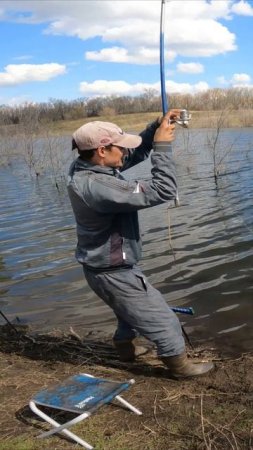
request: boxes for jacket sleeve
[82,142,177,214]
[121,119,160,171]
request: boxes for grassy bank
[48,109,253,136]
[1,110,252,139]
[0,325,252,450]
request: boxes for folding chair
[29,373,142,449]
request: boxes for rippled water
[0,128,252,355]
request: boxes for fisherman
[67,110,214,378]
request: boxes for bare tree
[43,132,70,189]
[0,88,252,126]
[206,109,240,184]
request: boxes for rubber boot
[113,339,149,362]
[161,351,214,378]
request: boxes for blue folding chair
[29,373,142,449]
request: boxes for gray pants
[83,265,185,357]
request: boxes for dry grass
[47,109,253,136]
[0,324,252,450]
[1,110,252,140]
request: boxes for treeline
[0,87,252,126]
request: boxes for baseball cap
[72,121,142,151]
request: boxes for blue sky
[0,0,253,106]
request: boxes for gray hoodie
[67,120,177,270]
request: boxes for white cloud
[79,79,209,97]
[80,80,152,97]
[231,0,253,16]
[0,1,237,64]
[0,63,66,86]
[86,47,129,63]
[217,72,252,87]
[231,73,251,83]
[1,95,32,106]
[231,73,251,86]
[166,80,209,94]
[169,19,236,57]
[177,62,204,74]
[86,47,176,65]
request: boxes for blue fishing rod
[159,2,194,347]
[170,306,195,349]
[160,1,192,123]
[160,0,180,207]
[160,0,191,207]
[160,0,168,116]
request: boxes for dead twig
[69,326,83,342]
[143,424,156,434]
[200,393,211,450]
[161,386,241,403]
[197,404,237,450]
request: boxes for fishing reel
[171,109,191,128]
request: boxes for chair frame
[29,373,142,449]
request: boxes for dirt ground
[0,324,252,450]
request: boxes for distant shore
[48,109,253,135]
[0,109,252,139]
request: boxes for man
[68,110,213,378]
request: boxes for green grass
[0,427,160,450]
[0,437,39,450]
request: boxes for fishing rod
[160,0,192,124]
[160,0,168,116]
[160,0,179,206]
[171,306,194,348]
[159,0,191,169]
[159,1,194,349]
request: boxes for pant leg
[83,268,137,341]
[83,266,185,357]
[113,314,138,341]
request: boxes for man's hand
[154,110,181,143]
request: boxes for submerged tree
[206,109,240,185]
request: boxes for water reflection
[0,128,252,354]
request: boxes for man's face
[103,145,128,168]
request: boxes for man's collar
[74,157,115,175]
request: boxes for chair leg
[29,401,93,450]
[115,395,142,415]
[38,411,91,438]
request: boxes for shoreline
[0,110,252,138]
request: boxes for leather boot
[113,339,149,362]
[161,351,214,378]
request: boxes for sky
[0,0,253,106]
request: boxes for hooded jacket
[67,120,177,270]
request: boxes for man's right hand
[154,110,181,143]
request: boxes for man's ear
[97,146,106,158]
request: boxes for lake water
[0,127,252,355]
